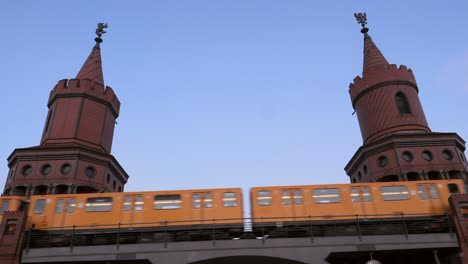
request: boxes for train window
[417,185,427,200]
[204,193,213,208]
[154,195,181,210]
[123,196,131,211]
[192,194,201,208]
[135,196,144,211]
[362,187,371,202]
[282,190,290,205]
[429,185,439,199]
[1,200,10,215]
[313,188,341,203]
[55,199,65,213]
[223,192,238,207]
[257,191,272,206]
[68,198,76,213]
[85,197,113,212]
[448,184,460,194]
[294,190,303,204]
[34,199,46,214]
[350,188,359,202]
[381,186,409,201]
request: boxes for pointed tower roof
[76,43,104,84]
[362,28,389,72]
[75,23,109,85]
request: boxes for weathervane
[354,13,369,33]
[95,23,108,43]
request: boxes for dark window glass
[154,195,181,209]
[378,156,388,167]
[22,165,32,176]
[442,150,453,160]
[223,192,237,207]
[422,151,433,161]
[395,92,411,114]
[85,197,113,212]
[85,167,96,178]
[61,164,71,175]
[1,201,10,214]
[448,184,460,194]
[257,191,272,206]
[34,199,46,214]
[402,151,413,162]
[363,165,368,175]
[41,164,52,176]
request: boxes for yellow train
[0,179,464,244]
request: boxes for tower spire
[75,23,109,85]
[354,13,389,73]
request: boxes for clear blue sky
[1,1,467,193]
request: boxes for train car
[250,179,464,237]
[28,187,243,244]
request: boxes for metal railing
[24,213,454,252]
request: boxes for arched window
[395,92,411,114]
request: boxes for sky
[1,1,467,195]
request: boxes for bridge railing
[24,213,454,251]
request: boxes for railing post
[446,213,454,238]
[401,213,408,239]
[212,218,216,246]
[355,214,362,241]
[308,215,314,243]
[117,223,120,250]
[70,225,75,252]
[261,217,265,244]
[164,221,168,248]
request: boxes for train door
[416,183,443,213]
[191,192,214,224]
[280,189,304,220]
[50,197,77,228]
[349,186,373,217]
[120,195,145,226]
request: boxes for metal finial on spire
[354,13,369,33]
[95,23,108,43]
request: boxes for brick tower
[345,15,468,184]
[3,24,129,196]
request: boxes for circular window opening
[85,166,96,178]
[112,180,116,190]
[363,165,368,175]
[402,151,414,162]
[22,165,32,176]
[41,164,52,176]
[61,164,72,175]
[106,174,111,184]
[358,172,362,181]
[377,156,388,167]
[442,150,453,160]
[422,150,433,161]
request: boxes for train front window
[85,197,113,212]
[204,193,213,208]
[123,196,131,211]
[281,190,290,205]
[257,191,272,206]
[34,199,46,214]
[313,188,341,203]
[381,186,409,201]
[223,192,237,207]
[154,195,181,210]
[68,198,76,213]
[135,196,144,211]
[448,184,460,194]
[1,200,10,215]
[55,199,65,213]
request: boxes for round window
[41,164,52,176]
[442,150,453,160]
[85,166,96,178]
[61,163,72,175]
[402,151,414,162]
[106,174,111,184]
[377,156,388,167]
[358,172,362,181]
[112,180,116,189]
[21,165,32,176]
[422,150,433,161]
[363,165,368,175]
